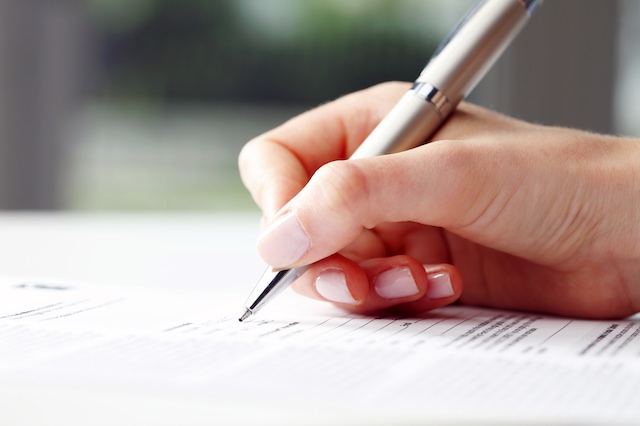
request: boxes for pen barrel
[351,0,536,160]
[351,90,443,159]
[417,0,534,105]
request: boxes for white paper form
[1,277,639,426]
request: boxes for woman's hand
[239,82,640,319]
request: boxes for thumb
[255,141,487,269]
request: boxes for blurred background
[0,0,635,211]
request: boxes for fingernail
[257,212,310,267]
[315,270,357,304]
[425,271,454,299]
[374,267,419,299]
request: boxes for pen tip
[238,308,252,322]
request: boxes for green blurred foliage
[88,0,439,105]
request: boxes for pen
[239,0,542,322]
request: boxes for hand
[239,82,640,319]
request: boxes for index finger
[238,82,410,220]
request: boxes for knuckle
[312,160,371,225]
[237,137,259,170]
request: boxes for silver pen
[239,0,542,322]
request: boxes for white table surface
[0,211,266,293]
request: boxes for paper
[2,277,639,425]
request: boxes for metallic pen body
[239,266,308,321]
[240,0,541,321]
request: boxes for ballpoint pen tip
[239,308,252,322]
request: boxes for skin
[238,81,640,319]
